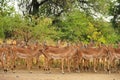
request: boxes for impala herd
[0,40,120,73]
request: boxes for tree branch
[38,0,49,6]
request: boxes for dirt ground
[0,68,120,80]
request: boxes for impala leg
[26,58,32,73]
[26,59,30,71]
[67,59,71,72]
[86,59,89,71]
[10,58,15,71]
[112,59,117,72]
[85,60,89,72]
[103,58,106,71]
[84,59,89,71]
[46,58,49,71]
[44,58,46,70]
[83,59,85,71]
[93,58,97,72]
[61,59,64,74]
[36,56,41,69]
[37,57,41,69]
[30,58,33,72]
[74,57,80,72]
[107,58,112,74]
[47,59,51,73]
[107,60,110,73]
[44,58,51,73]
[115,59,119,72]
[44,58,48,71]
[78,59,81,71]
[2,57,8,72]
[0,60,4,68]
[3,61,8,72]
[81,59,84,71]
[12,58,17,73]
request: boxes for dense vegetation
[0,0,120,44]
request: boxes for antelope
[9,44,43,72]
[42,44,78,73]
[107,45,120,73]
[77,45,109,72]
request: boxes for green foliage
[0,0,18,39]
[33,17,56,41]
[0,14,24,39]
[52,9,119,43]
[93,19,119,44]
[0,27,4,38]
[87,22,104,43]
[0,0,119,44]
[52,10,89,42]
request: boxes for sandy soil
[0,68,120,80]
